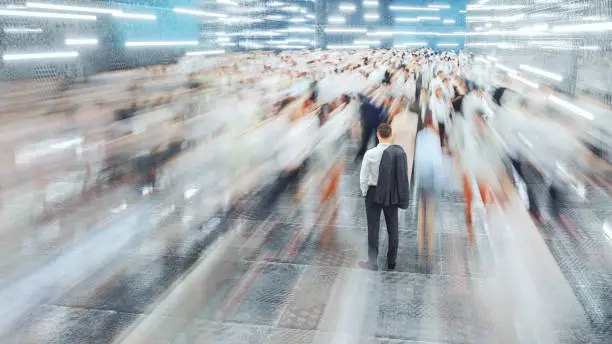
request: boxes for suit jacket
[374,145,410,209]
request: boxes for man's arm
[359,151,370,197]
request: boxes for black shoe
[358,261,378,270]
[387,263,396,271]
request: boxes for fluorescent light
[428,4,450,9]
[283,27,315,33]
[366,31,393,36]
[437,43,458,47]
[395,42,427,46]
[241,42,264,48]
[282,5,301,12]
[65,38,98,45]
[325,27,367,33]
[289,17,307,22]
[553,22,612,33]
[389,6,439,11]
[305,14,315,19]
[479,0,490,4]
[328,16,345,24]
[264,14,286,20]
[3,27,43,33]
[519,64,563,82]
[467,5,526,10]
[234,30,282,36]
[495,63,517,74]
[267,1,285,7]
[364,1,378,7]
[443,19,455,24]
[276,45,307,49]
[339,3,356,12]
[548,95,594,120]
[508,73,539,89]
[287,38,312,43]
[125,41,198,47]
[364,13,379,21]
[216,37,231,42]
[0,9,96,20]
[219,42,236,47]
[328,44,369,49]
[186,50,225,56]
[417,16,440,20]
[173,8,227,18]
[459,10,466,13]
[217,0,238,5]
[221,17,263,24]
[113,12,156,20]
[25,2,118,14]
[354,40,380,45]
[3,51,79,61]
[396,17,419,22]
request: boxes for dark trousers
[510,157,541,218]
[438,122,446,148]
[357,122,379,159]
[365,187,399,267]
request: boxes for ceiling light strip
[3,51,79,61]
[0,9,96,20]
[125,41,199,47]
[173,8,227,18]
[519,64,563,82]
[548,95,594,120]
[25,2,118,14]
[65,38,98,45]
[508,73,539,89]
[389,6,439,11]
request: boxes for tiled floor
[3,151,612,344]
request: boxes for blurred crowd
[1,46,611,277]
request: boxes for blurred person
[359,123,409,270]
[388,96,419,183]
[356,91,387,160]
[430,86,452,150]
[414,113,443,260]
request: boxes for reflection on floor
[5,153,612,344]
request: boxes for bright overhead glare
[325,27,367,33]
[364,13,379,21]
[389,6,439,11]
[217,0,238,5]
[3,27,43,33]
[363,1,378,7]
[267,1,285,7]
[328,16,345,23]
[519,64,563,82]
[428,4,450,9]
[112,12,156,20]
[283,27,315,33]
[218,42,236,47]
[339,3,356,12]
[173,8,227,17]
[354,40,380,45]
[186,50,225,56]
[495,63,517,74]
[125,41,199,47]
[443,19,455,24]
[265,14,286,20]
[25,2,118,14]
[396,17,419,22]
[467,5,526,11]
[548,95,595,120]
[0,9,96,20]
[328,44,369,49]
[3,51,79,61]
[509,73,539,89]
[366,31,393,36]
[417,16,440,20]
[289,18,307,22]
[553,22,612,33]
[395,42,427,46]
[65,38,98,45]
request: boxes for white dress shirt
[359,143,391,196]
[430,95,451,126]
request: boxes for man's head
[377,123,392,142]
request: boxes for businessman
[359,123,410,270]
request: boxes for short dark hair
[377,123,392,138]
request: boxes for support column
[315,0,327,49]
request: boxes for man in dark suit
[359,124,410,270]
